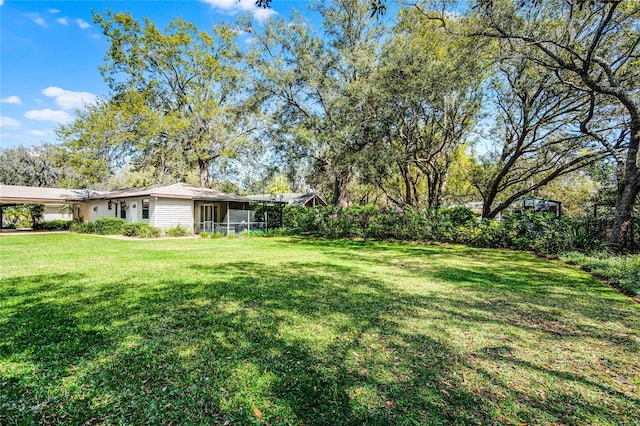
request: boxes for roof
[1,183,252,203]
[515,195,561,204]
[91,183,252,202]
[246,192,327,206]
[0,184,93,202]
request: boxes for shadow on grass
[1,247,638,425]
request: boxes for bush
[165,224,192,237]
[140,226,160,238]
[38,220,72,230]
[93,217,126,235]
[123,223,160,238]
[70,221,95,234]
[281,205,604,255]
[199,231,210,239]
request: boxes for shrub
[123,222,159,238]
[93,217,126,235]
[70,221,95,234]
[165,224,192,237]
[139,226,160,238]
[38,220,72,230]
[199,232,210,239]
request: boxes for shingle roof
[0,183,252,203]
[87,183,251,202]
[0,185,93,202]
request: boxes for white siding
[85,200,117,222]
[84,198,153,223]
[43,203,73,221]
[74,196,193,233]
[153,197,193,232]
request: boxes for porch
[193,200,284,235]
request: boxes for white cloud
[201,0,276,21]
[244,37,256,44]
[27,130,49,137]
[25,13,47,27]
[25,109,73,124]
[1,96,22,104]
[42,86,97,110]
[49,8,60,14]
[75,18,90,29]
[0,0,5,6]
[253,7,277,22]
[0,116,22,129]
[57,17,69,25]
[91,33,100,39]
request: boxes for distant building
[246,192,327,208]
[509,195,562,217]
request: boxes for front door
[200,204,214,232]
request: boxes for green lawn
[1,234,638,425]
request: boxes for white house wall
[77,196,192,233]
[43,203,73,221]
[84,198,156,225]
[152,198,193,232]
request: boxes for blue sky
[0,0,313,149]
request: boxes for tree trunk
[609,123,639,252]
[332,165,353,207]
[400,162,415,207]
[198,158,209,188]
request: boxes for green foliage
[92,217,126,235]
[0,144,78,187]
[1,204,45,229]
[283,206,607,255]
[123,223,160,238]
[199,231,210,239]
[562,252,640,296]
[56,12,248,187]
[2,205,31,227]
[165,224,192,237]
[70,221,95,234]
[37,220,72,231]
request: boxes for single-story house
[246,192,327,207]
[0,183,285,233]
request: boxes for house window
[142,199,150,219]
[120,201,127,219]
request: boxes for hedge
[281,205,604,255]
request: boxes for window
[120,201,126,219]
[142,199,150,219]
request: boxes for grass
[561,251,640,297]
[1,234,638,425]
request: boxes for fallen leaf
[253,408,263,419]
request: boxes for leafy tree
[245,0,384,206]
[471,59,609,218]
[469,0,639,250]
[361,11,484,209]
[57,12,250,188]
[0,145,78,187]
